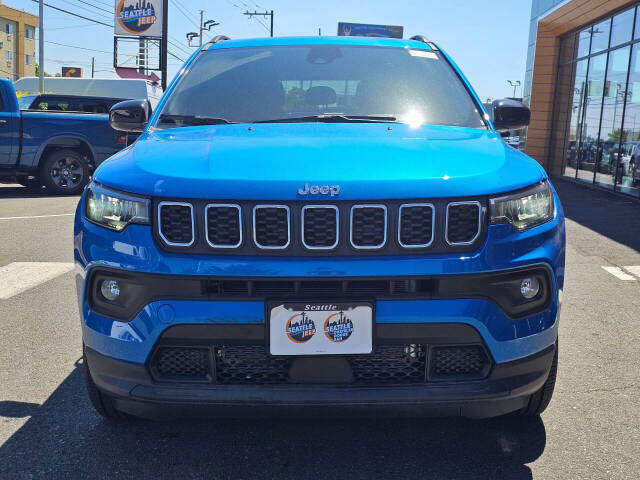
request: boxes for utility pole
[187,13,219,47]
[243,10,274,37]
[161,0,168,90]
[507,80,521,98]
[38,0,44,92]
[91,57,94,78]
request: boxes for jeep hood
[95,123,545,200]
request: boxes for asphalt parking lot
[0,179,639,479]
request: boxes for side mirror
[491,99,530,132]
[109,99,150,133]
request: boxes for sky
[13,0,533,101]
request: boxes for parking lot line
[0,262,74,299]
[601,266,637,281]
[0,213,74,221]
[623,266,640,278]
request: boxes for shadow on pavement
[0,363,545,480]
[0,184,78,200]
[554,177,640,252]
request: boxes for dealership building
[524,0,640,198]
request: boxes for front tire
[519,342,558,416]
[84,351,130,421]
[40,149,89,195]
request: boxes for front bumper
[85,342,556,419]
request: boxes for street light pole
[507,80,521,98]
[38,0,44,92]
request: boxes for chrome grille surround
[445,201,482,246]
[398,202,435,248]
[301,205,339,250]
[252,204,291,249]
[349,204,388,250]
[157,201,195,247]
[204,203,242,249]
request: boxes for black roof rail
[203,35,231,50]
[410,35,439,51]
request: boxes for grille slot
[215,345,291,384]
[302,205,339,249]
[158,202,194,246]
[429,345,490,381]
[350,205,387,249]
[446,202,481,245]
[350,344,427,384]
[205,204,242,248]
[398,203,435,248]
[253,205,290,249]
[152,347,211,382]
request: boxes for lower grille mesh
[430,345,489,380]
[151,344,491,385]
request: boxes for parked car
[0,79,127,194]
[18,94,127,114]
[14,77,162,109]
[77,35,564,421]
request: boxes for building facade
[0,0,37,80]
[524,0,640,198]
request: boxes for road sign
[337,22,403,38]
[62,67,82,78]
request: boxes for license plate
[269,302,373,356]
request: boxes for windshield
[158,44,486,128]
[18,95,37,110]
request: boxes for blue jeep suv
[75,35,564,420]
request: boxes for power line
[65,0,113,15]
[58,0,113,20]
[31,0,113,27]
[44,40,111,54]
[173,0,199,29]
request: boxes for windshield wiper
[158,114,237,126]
[255,114,398,124]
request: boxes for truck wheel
[40,149,89,195]
[519,342,558,416]
[84,351,130,421]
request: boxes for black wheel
[519,342,558,416]
[84,351,130,421]
[40,149,89,195]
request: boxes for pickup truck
[76,35,565,421]
[0,79,125,194]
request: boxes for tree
[34,63,52,78]
[608,128,629,142]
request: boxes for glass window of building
[577,53,607,184]
[610,8,635,48]
[551,4,640,198]
[590,19,612,54]
[596,47,631,190]
[577,28,591,58]
[5,24,13,35]
[25,54,33,66]
[565,59,589,180]
[25,27,34,40]
[621,44,640,196]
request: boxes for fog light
[101,279,121,301]
[520,277,540,299]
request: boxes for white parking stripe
[0,262,74,299]
[601,266,637,281]
[0,213,74,221]
[623,266,640,278]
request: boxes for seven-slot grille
[156,200,483,253]
[158,202,194,246]
[446,202,482,245]
[302,205,339,249]
[205,204,242,248]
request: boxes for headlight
[85,181,150,231]
[490,181,554,231]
